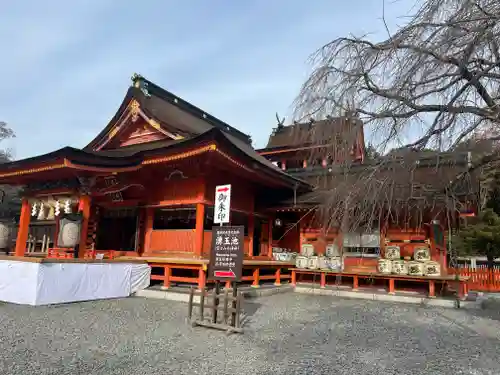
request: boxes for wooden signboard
[208,226,244,281]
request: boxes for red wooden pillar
[198,267,206,290]
[14,199,31,257]
[428,280,436,298]
[143,207,154,255]
[195,203,205,257]
[78,195,91,258]
[252,268,260,288]
[320,272,326,288]
[267,217,273,257]
[248,214,255,257]
[388,278,395,294]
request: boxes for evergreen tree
[454,209,500,270]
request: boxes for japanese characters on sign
[209,226,244,281]
[214,184,231,225]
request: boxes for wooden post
[274,268,281,286]
[143,207,154,254]
[212,281,220,323]
[231,281,238,327]
[353,275,359,291]
[320,272,326,288]
[428,280,436,298]
[388,278,395,294]
[163,265,171,289]
[195,203,205,257]
[291,270,297,286]
[267,218,273,257]
[248,214,255,257]
[198,268,206,290]
[15,199,31,257]
[78,195,91,258]
[199,289,205,319]
[188,287,194,321]
[222,288,229,324]
[252,268,260,288]
[234,292,242,329]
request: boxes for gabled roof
[259,117,363,153]
[85,74,252,151]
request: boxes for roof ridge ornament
[130,73,151,97]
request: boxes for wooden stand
[187,282,243,334]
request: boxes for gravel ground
[0,294,500,375]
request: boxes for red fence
[448,267,500,292]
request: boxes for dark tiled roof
[84,75,251,151]
[262,117,363,150]
[274,151,479,209]
[0,128,311,190]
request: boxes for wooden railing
[448,267,500,292]
[47,248,117,259]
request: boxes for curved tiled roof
[84,75,252,151]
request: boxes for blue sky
[0,0,413,159]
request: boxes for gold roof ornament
[131,73,151,97]
[131,73,142,88]
[129,99,140,123]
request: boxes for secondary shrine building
[0,74,480,291]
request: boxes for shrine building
[0,74,480,295]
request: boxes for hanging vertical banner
[208,225,244,281]
[214,184,231,224]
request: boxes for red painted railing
[448,267,500,292]
[47,248,116,259]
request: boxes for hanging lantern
[55,200,61,216]
[274,218,282,227]
[57,214,83,248]
[31,202,38,217]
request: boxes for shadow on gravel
[466,299,500,322]
[240,300,262,327]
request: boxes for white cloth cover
[130,264,151,293]
[0,260,151,306]
[0,260,39,305]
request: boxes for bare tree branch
[289,0,500,266]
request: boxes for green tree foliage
[0,121,19,219]
[454,209,500,269]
